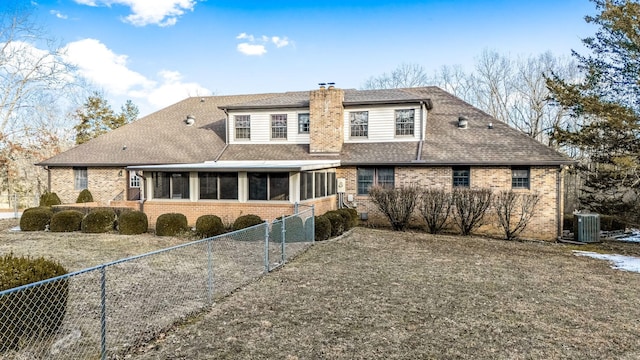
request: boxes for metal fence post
[264,222,270,273]
[311,205,316,243]
[281,215,286,264]
[100,265,107,360]
[207,239,214,305]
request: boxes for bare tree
[362,63,429,89]
[0,5,81,195]
[494,190,541,240]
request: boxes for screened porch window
[248,172,289,201]
[152,172,189,199]
[199,172,238,200]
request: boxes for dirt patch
[129,228,640,359]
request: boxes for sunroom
[127,160,341,204]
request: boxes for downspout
[45,166,51,192]
[415,101,427,161]
[137,171,146,213]
[556,166,563,241]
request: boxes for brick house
[39,85,572,240]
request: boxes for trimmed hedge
[75,189,94,203]
[324,211,345,237]
[156,213,189,236]
[232,214,264,231]
[20,207,54,231]
[39,192,61,207]
[81,209,116,233]
[314,215,332,241]
[50,210,84,232]
[0,254,68,352]
[195,215,224,238]
[270,215,306,243]
[118,210,148,235]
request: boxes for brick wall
[309,86,344,153]
[337,165,562,241]
[49,166,128,205]
[144,195,337,228]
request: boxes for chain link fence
[0,207,314,359]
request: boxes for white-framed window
[129,171,140,188]
[74,167,87,190]
[235,115,250,140]
[395,109,415,136]
[350,111,368,138]
[298,113,310,134]
[271,114,287,139]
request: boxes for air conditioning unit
[574,213,600,243]
[337,178,346,193]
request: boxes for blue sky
[22,0,595,116]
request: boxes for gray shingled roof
[40,87,572,167]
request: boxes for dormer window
[350,111,368,138]
[235,115,250,140]
[271,114,287,139]
[395,109,415,136]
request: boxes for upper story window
[298,113,310,134]
[271,114,287,139]
[199,172,239,200]
[350,111,368,138]
[74,167,87,190]
[357,167,394,195]
[395,109,415,136]
[452,166,470,188]
[235,115,250,140]
[512,167,530,189]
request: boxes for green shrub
[344,208,359,227]
[50,210,84,232]
[0,254,68,352]
[75,189,94,203]
[333,209,356,230]
[39,192,61,207]
[19,207,53,231]
[155,213,189,236]
[118,210,148,235]
[195,215,224,238]
[81,209,116,233]
[270,215,306,243]
[314,215,332,241]
[232,214,264,231]
[324,211,345,237]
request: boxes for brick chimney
[309,84,344,154]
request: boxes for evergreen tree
[73,92,139,145]
[546,0,640,220]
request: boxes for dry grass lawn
[2,219,640,359]
[128,227,640,360]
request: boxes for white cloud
[235,33,291,56]
[237,43,267,56]
[50,10,69,19]
[271,36,289,48]
[73,0,197,27]
[63,38,211,114]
